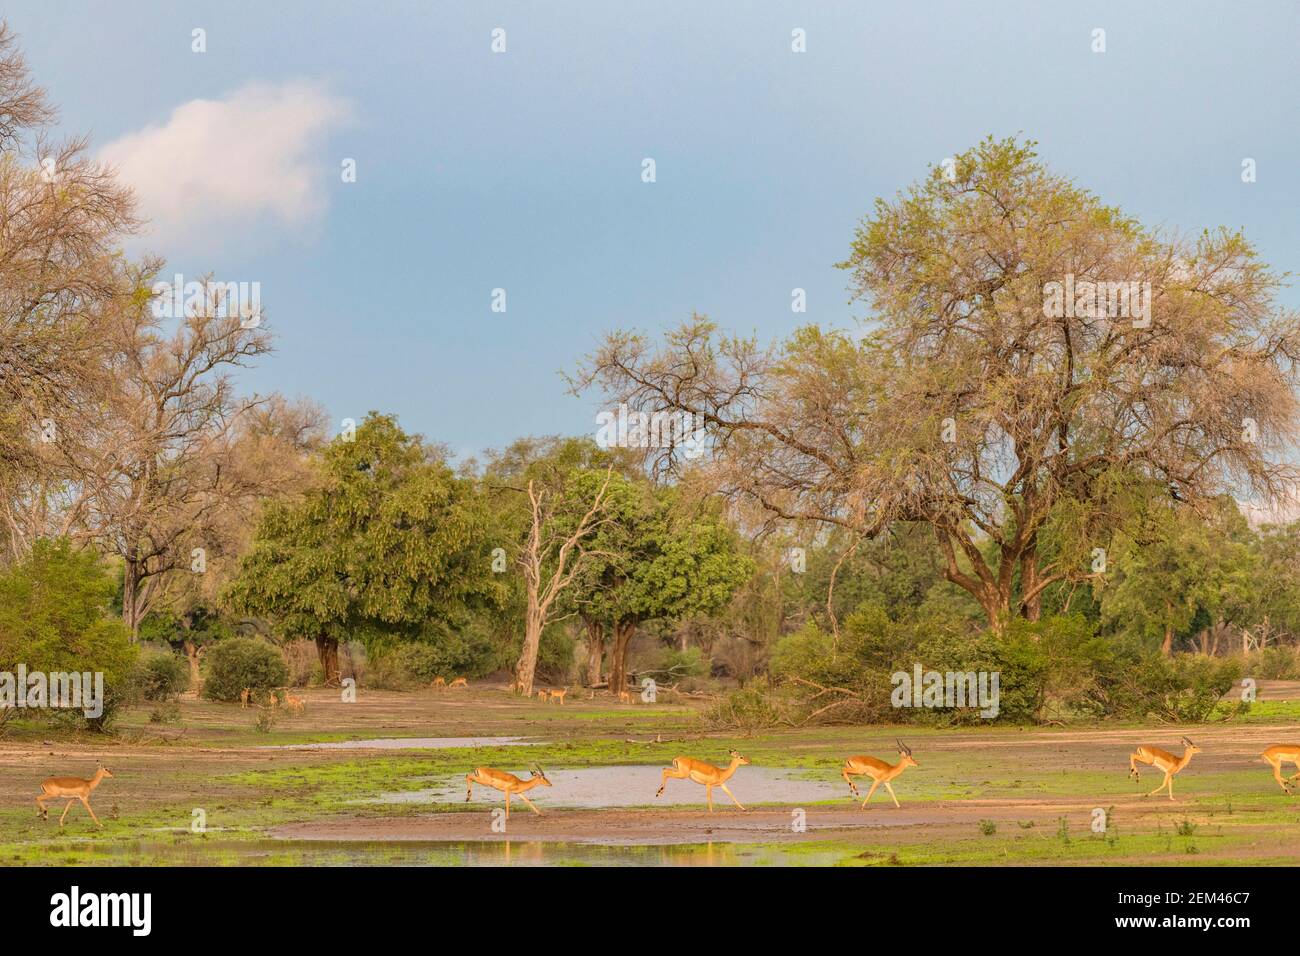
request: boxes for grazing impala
[465,765,552,818]
[449,677,467,689]
[1261,744,1300,794]
[37,767,113,828]
[431,677,446,689]
[1129,736,1200,800]
[549,688,567,705]
[285,694,305,714]
[842,740,919,809]
[655,749,750,812]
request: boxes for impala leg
[59,800,74,825]
[656,763,689,798]
[1128,753,1141,780]
[36,794,49,820]
[860,780,881,809]
[705,784,714,813]
[518,793,542,816]
[1146,773,1170,798]
[504,791,511,820]
[884,781,900,808]
[1266,758,1289,793]
[842,768,860,796]
[1166,775,1175,802]
[719,782,746,812]
[81,797,102,828]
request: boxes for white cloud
[100,81,352,252]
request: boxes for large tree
[575,137,1300,633]
[0,22,137,560]
[226,413,501,684]
[568,483,753,693]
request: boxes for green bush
[136,650,190,701]
[702,679,790,731]
[655,646,709,679]
[0,539,137,731]
[366,629,497,690]
[1246,646,1300,680]
[200,638,288,702]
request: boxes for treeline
[5,24,1300,731]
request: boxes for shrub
[702,679,790,731]
[367,629,497,690]
[0,539,137,731]
[1247,646,1300,680]
[136,650,190,701]
[654,646,709,680]
[200,638,288,702]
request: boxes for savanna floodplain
[2,683,1299,867]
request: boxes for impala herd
[28,690,1300,828]
[462,734,1300,818]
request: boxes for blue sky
[8,1,1300,460]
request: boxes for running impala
[655,750,750,812]
[842,740,919,809]
[465,765,552,818]
[1129,736,1200,800]
[1261,743,1300,794]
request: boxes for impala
[37,767,113,828]
[465,765,551,818]
[1129,736,1200,800]
[240,688,251,709]
[655,749,749,812]
[537,690,548,702]
[449,677,468,689]
[431,677,446,689]
[1261,743,1300,794]
[549,688,567,705]
[842,740,919,809]
[285,694,305,714]
[617,689,632,704]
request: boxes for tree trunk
[182,638,203,691]
[514,603,544,697]
[1161,623,1174,656]
[121,556,142,642]
[582,616,605,686]
[607,618,637,695]
[1019,544,1042,622]
[316,636,341,686]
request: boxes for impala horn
[897,739,912,756]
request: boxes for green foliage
[744,606,1245,728]
[226,413,503,651]
[654,646,708,679]
[200,637,289,702]
[366,629,496,689]
[136,649,190,701]
[0,539,137,729]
